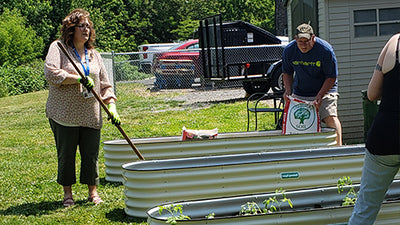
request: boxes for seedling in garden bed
[205,212,215,219]
[240,188,294,216]
[159,189,294,224]
[337,176,358,206]
[158,204,191,225]
[263,188,294,213]
[239,201,266,215]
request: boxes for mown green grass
[0,83,276,224]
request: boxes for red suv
[152,39,201,88]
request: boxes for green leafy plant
[239,189,294,216]
[159,204,191,225]
[0,9,44,67]
[205,212,215,219]
[263,188,294,213]
[337,176,358,206]
[0,59,46,97]
[239,201,266,215]
[114,55,152,81]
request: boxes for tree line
[0,0,275,96]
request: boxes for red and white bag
[282,96,321,134]
[182,126,218,140]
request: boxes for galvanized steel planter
[147,180,400,225]
[104,128,336,182]
[121,145,388,218]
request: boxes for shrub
[0,60,46,97]
[0,8,44,67]
[114,57,153,81]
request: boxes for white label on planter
[280,172,300,179]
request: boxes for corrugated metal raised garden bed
[121,145,398,218]
[147,180,400,225]
[104,128,336,182]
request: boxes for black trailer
[199,14,285,95]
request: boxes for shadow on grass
[99,179,146,223]
[0,199,84,216]
[100,177,123,187]
[0,202,146,224]
[106,208,147,223]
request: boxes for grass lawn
[0,83,277,224]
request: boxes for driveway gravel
[170,88,247,105]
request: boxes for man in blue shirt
[282,23,342,145]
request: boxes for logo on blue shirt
[292,60,321,67]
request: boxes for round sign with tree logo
[282,97,321,134]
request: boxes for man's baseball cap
[296,23,314,39]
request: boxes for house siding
[325,0,400,143]
[318,0,327,39]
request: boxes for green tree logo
[293,108,311,124]
[288,102,317,132]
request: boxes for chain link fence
[101,17,287,98]
[101,47,243,97]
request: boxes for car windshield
[169,40,199,50]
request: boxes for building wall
[317,0,327,39]
[324,0,399,143]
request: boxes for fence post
[111,51,116,95]
[100,51,116,95]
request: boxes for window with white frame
[354,7,400,38]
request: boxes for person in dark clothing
[348,33,400,224]
[282,23,342,145]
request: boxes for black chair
[247,92,284,131]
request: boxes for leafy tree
[151,0,182,42]
[0,9,44,66]
[48,0,74,41]
[125,0,156,48]
[218,0,275,33]
[0,0,53,57]
[90,0,135,52]
[171,0,220,40]
[1,0,277,54]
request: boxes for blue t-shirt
[282,37,338,97]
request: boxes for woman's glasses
[76,23,91,30]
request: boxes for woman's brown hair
[60,8,96,49]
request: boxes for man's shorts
[292,93,339,120]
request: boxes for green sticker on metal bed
[280,171,300,179]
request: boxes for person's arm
[281,43,295,103]
[367,34,399,101]
[45,41,90,87]
[282,72,293,103]
[313,43,338,107]
[314,77,336,108]
[61,74,81,84]
[367,65,384,101]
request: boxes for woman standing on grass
[44,8,120,207]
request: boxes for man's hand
[107,103,121,125]
[283,89,292,103]
[78,76,94,90]
[313,95,323,109]
[282,73,293,103]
